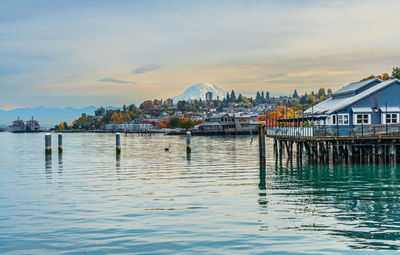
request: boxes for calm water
[0,132,399,254]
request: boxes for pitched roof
[305,79,400,115]
[332,78,381,97]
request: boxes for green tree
[391,67,400,79]
[170,117,180,128]
[230,90,236,102]
[292,89,299,98]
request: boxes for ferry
[10,117,42,132]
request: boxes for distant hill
[173,83,226,102]
[0,106,118,127]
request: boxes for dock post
[45,134,51,154]
[390,143,395,164]
[258,125,266,165]
[289,141,293,163]
[279,140,283,162]
[348,144,353,163]
[372,144,376,164]
[116,132,121,154]
[312,143,318,163]
[305,142,311,163]
[325,142,330,163]
[299,142,303,162]
[296,142,300,162]
[378,145,383,164]
[186,131,192,153]
[58,133,63,153]
[273,138,278,159]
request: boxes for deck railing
[266,124,400,138]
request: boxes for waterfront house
[304,79,400,127]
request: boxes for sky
[1,0,400,109]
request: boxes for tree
[127,104,136,112]
[317,88,326,98]
[292,89,299,98]
[95,106,105,117]
[122,104,127,112]
[327,88,333,95]
[230,90,236,102]
[360,75,376,82]
[391,67,400,79]
[266,91,270,102]
[226,93,230,102]
[237,94,243,103]
[169,117,180,128]
[58,122,65,130]
[308,94,316,104]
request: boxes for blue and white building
[304,78,400,127]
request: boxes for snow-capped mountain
[173,83,227,102]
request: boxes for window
[332,115,337,125]
[338,114,349,125]
[355,114,370,124]
[385,113,398,124]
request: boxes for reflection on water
[277,163,400,250]
[0,132,399,254]
[116,152,120,170]
[58,152,63,174]
[45,153,52,179]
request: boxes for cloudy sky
[1,0,400,109]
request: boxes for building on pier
[196,112,261,132]
[304,78,400,127]
[264,79,400,165]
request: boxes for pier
[265,120,400,165]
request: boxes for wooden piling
[348,144,353,163]
[390,143,395,164]
[186,131,192,153]
[58,133,63,153]
[258,125,266,165]
[116,132,121,154]
[45,134,51,154]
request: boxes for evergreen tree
[237,94,243,103]
[94,106,105,117]
[266,91,270,102]
[226,93,230,102]
[256,91,261,101]
[391,67,400,79]
[230,90,236,102]
[293,89,299,98]
[299,93,308,104]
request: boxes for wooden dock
[265,125,400,165]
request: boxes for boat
[25,116,41,132]
[10,117,25,132]
[9,117,42,132]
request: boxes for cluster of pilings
[45,131,193,155]
[272,137,400,165]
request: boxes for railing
[266,124,400,138]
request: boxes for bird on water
[164,144,171,151]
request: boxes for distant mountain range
[0,83,227,127]
[173,83,226,102]
[0,106,118,127]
